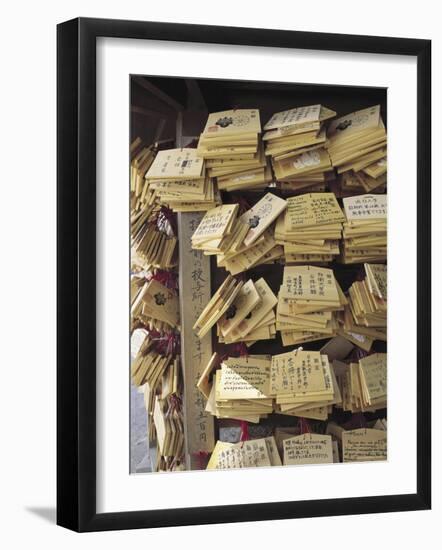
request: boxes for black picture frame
[57,17,431,532]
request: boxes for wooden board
[178,212,215,469]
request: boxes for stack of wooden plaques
[152,394,185,472]
[131,277,145,330]
[131,330,176,388]
[216,279,262,343]
[130,138,157,212]
[236,193,287,249]
[334,168,387,198]
[342,427,387,462]
[197,109,271,192]
[338,263,387,349]
[194,276,276,346]
[355,150,387,192]
[131,203,177,270]
[207,145,273,192]
[270,350,342,421]
[131,329,184,471]
[326,417,387,463]
[207,436,281,469]
[131,278,180,331]
[283,433,334,465]
[335,353,387,413]
[327,105,387,175]
[191,198,289,341]
[190,192,286,274]
[264,104,336,193]
[341,194,387,263]
[144,147,219,212]
[205,355,274,423]
[190,203,240,255]
[274,192,345,263]
[276,265,347,346]
[217,278,278,345]
[192,274,244,338]
[272,147,333,193]
[217,228,284,275]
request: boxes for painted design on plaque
[216,116,233,128]
[293,151,321,169]
[336,119,352,131]
[248,215,261,228]
[225,304,237,319]
[233,114,251,126]
[154,292,167,306]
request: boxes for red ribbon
[298,417,311,434]
[148,329,180,357]
[169,394,182,411]
[193,450,209,470]
[150,269,178,290]
[239,420,249,442]
[232,342,249,358]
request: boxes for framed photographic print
[57,17,431,532]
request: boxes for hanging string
[218,343,249,365]
[298,417,311,434]
[239,420,249,442]
[231,342,249,358]
[169,393,182,411]
[193,450,209,470]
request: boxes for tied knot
[148,329,180,357]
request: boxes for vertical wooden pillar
[178,212,215,469]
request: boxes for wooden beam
[132,76,183,112]
[185,79,207,111]
[178,212,215,469]
[175,111,183,147]
[131,105,164,118]
[153,118,166,143]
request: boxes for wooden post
[178,212,215,469]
